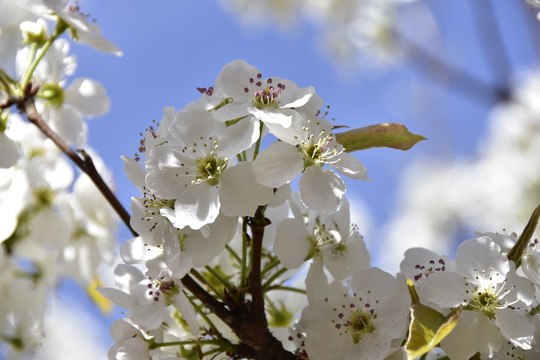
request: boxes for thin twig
[18,95,138,237]
[469,0,511,93]
[398,33,510,104]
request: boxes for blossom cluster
[100,59,540,360]
[0,0,119,357]
[2,1,540,360]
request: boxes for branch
[248,206,269,324]
[17,94,138,237]
[469,1,511,91]
[182,208,296,360]
[398,33,511,105]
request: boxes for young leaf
[507,203,540,268]
[334,123,426,152]
[405,304,462,360]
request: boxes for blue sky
[47,0,540,355]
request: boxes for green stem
[265,286,306,295]
[0,69,17,99]
[19,43,38,91]
[150,339,222,349]
[262,268,288,292]
[528,303,540,317]
[189,269,224,301]
[261,257,281,278]
[204,265,235,295]
[225,244,241,265]
[252,121,264,160]
[20,20,68,89]
[186,291,222,340]
[240,217,249,291]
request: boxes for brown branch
[182,207,295,360]
[469,1,511,92]
[248,206,269,324]
[17,94,138,237]
[398,33,511,104]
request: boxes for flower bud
[20,19,49,46]
[38,83,64,107]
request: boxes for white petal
[77,31,123,56]
[219,117,259,158]
[280,85,315,109]
[122,155,146,190]
[215,59,260,99]
[299,167,345,215]
[495,308,534,350]
[182,213,237,268]
[415,271,468,308]
[219,162,273,217]
[173,291,199,336]
[305,258,329,304]
[249,107,292,128]
[172,184,220,230]
[441,311,502,360]
[65,78,110,117]
[50,106,87,146]
[168,109,224,144]
[97,287,138,310]
[456,237,509,280]
[128,302,167,330]
[253,141,304,187]
[274,218,310,269]
[0,133,20,168]
[120,237,162,264]
[333,152,368,180]
[305,322,350,360]
[145,145,193,199]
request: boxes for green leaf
[334,123,426,152]
[405,305,462,360]
[507,203,540,268]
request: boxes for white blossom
[300,266,410,360]
[145,108,273,230]
[418,236,536,359]
[253,113,367,214]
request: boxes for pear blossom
[0,132,20,168]
[203,59,321,129]
[16,39,111,146]
[300,267,410,360]
[145,108,273,230]
[108,319,152,360]
[19,0,122,55]
[98,264,198,335]
[274,195,370,279]
[57,165,118,287]
[0,0,35,73]
[518,237,540,289]
[417,236,536,359]
[120,212,237,279]
[253,113,367,214]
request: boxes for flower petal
[219,162,273,217]
[299,167,345,215]
[274,218,310,269]
[172,184,220,230]
[253,141,304,188]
